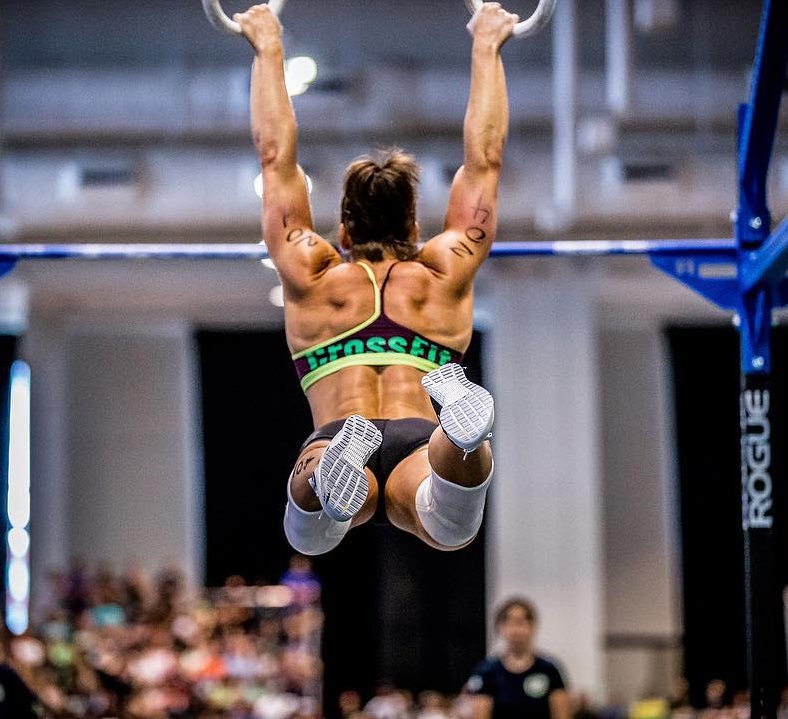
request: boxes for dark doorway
[197,328,310,587]
[666,324,787,702]
[197,328,488,715]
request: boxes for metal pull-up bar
[0,239,736,262]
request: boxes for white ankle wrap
[283,478,351,556]
[415,464,493,548]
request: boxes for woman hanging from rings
[233,2,518,555]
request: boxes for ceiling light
[269,285,284,307]
[287,56,318,86]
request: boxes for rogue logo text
[740,389,773,530]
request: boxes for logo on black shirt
[523,673,550,698]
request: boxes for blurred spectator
[777,687,788,719]
[364,680,412,719]
[597,695,628,719]
[698,680,731,719]
[452,691,475,719]
[121,560,153,624]
[217,575,256,630]
[128,626,179,687]
[224,630,260,682]
[147,566,187,625]
[38,567,68,621]
[463,596,571,719]
[668,678,695,719]
[254,690,303,719]
[417,689,451,719]
[730,689,749,719]
[630,696,670,719]
[339,688,367,719]
[64,555,91,623]
[280,555,322,608]
[90,562,127,629]
[572,690,603,719]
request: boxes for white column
[484,259,604,698]
[552,0,578,222]
[606,0,633,117]
[599,327,682,700]
[11,303,67,626]
[63,322,203,587]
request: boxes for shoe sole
[422,364,494,453]
[311,415,382,522]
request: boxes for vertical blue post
[734,2,788,718]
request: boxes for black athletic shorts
[300,417,437,525]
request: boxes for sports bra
[292,262,464,392]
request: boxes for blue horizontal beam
[490,239,735,257]
[0,238,736,261]
[0,243,270,260]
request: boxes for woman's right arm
[419,3,517,284]
[235,5,338,288]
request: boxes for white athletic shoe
[422,363,494,455]
[309,415,382,522]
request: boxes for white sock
[283,477,351,556]
[414,463,493,548]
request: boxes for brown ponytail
[340,148,420,261]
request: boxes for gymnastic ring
[465,0,557,38]
[202,0,287,36]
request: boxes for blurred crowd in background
[0,555,323,718]
[2,556,788,719]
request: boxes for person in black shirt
[464,597,571,719]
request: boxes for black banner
[740,372,780,719]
